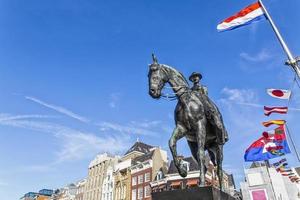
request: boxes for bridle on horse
[159,67,190,101]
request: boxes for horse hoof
[178,161,188,177]
[179,169,187,178]
[198,183,205,187]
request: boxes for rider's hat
[189,72,202,81]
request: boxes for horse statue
[148,54,228,189]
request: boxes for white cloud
[220,87,258,104]
[25,96,90,123]
[0,114,57,122]
[97,121,160,136]
[129,120,162,128]
[0,181,8,187]
[109,93,121,109]
[218,87,263,136]
[240,49,272,62]
[56,132,128,163]
[0,114,129,164]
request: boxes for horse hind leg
[187,140,200,163]
[216,145,223,191]
[195,120,207,187]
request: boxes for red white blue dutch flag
[217,2,266,32]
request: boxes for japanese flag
[267,89,291,100]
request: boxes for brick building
[150,156,236,196]
[114,141,154,200]
[130,147,168,200]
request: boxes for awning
[186,179,198,186]
[170,181,182,187]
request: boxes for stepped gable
[250,162,265,169]
[167,157,199,174]
[132,150,155,165]
[125,141,153,155]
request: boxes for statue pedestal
[152,186,235,200]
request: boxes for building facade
[54,184,77,200]
[150,156,236,196]
[240,162,300,200]
[20,189,53,200]
[75,179,86,200]
[102,166,114,200]
[114,141,155,200]
[83,153,119,200]
[114,158,131,200]
[130,147,168,200]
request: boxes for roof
[167,157,199,174]
[38,189,53,196]
[89,153,111,168]
[250,162,266,169]
[132,151,154,165]
[125,142,153,155]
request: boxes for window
[250,189,267,200]
[117,187,120,200]
[137,187,143,199]
[132,189,137,200]
[121,185,126,199]
[138,175,144,184]
[144,172,151,182]
[132,176,137,186]
[144,185,151,197]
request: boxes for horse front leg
[196,119,207,187]
[169,124,186,177]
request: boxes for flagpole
[264,160,277,200]
[258,0,300,79]
[285,124,300,162]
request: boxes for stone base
[152,186,235,200]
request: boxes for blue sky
[1,0,300,199]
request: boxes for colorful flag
[217,2,266,32]
[273,158,287,167]
[244,125,291,162]
[267,89,291,100]
[262,120,286,127]
[281,169,293,173]
[290,176,300,182]
[264,106,288,116]
[281,173,293,176]
[276,163,289,172]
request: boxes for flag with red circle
[267,89,291,100]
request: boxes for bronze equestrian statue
[148,54,228,190]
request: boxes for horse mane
[160,64,190,86]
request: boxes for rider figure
[189,72,208,95]
[189,72,229,144]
